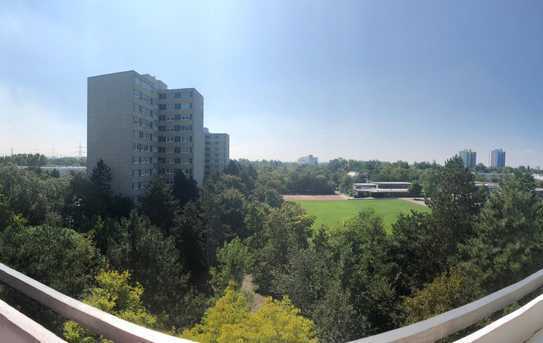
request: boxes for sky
[1,0,542,166]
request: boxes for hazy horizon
[1,1,542,167]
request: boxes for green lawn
[292,199,429,232]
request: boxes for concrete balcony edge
[350,268,543,343]
[0,298,66,343]
[0,263,196,343]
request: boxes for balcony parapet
[0,298,66,343]
[0,263,195,343]
[350,268,543,343]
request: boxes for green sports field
[292,199,429,231]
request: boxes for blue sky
[1,0,542,166]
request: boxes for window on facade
[159,93,167,99]
[159,104,167,110]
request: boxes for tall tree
[332,210,399,337]
[182,285,317,343]
[64,270,157,342]
[173,170,200,206]
[139,177,178,233]
[0,219,103,331]
[107,212,205,329]
[462,172,543,292]
[172,202,209,281]
[427,156,484,259]
[90,159,112,194]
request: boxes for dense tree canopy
[182,285,318,343]
[63,270,157,343]
[0,155,541,342]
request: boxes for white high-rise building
[458,149,477,169]
[297,154,319,166]
[87,70,228,198]
[490,149,506,168]
[204,128,230,177]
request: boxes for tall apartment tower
[490,149,506,168]
[157,88,205,185]
[88,71,208,198]
[204,128,230,178]
[458,149,477,169]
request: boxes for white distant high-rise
[87,70,229,198]
[490,149,506,168]
[458,149,477,169]
[297,155,319,166]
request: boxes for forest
[0,155,542,342]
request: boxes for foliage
[63,270,157,343]
[461,172,543,292]
[332,210,399,336]
[172,202,209,279]
[251,202,313,295]
[409,181,423,197]
[211,237,254,292]
[0,221,103,331]
[285,166,335,195]
[63,162,132,231]
[106,212,203,329]
[173,170,200,206]
[272,228,357,342]
[0,153,47,167]
[90,159,112,194]
[182,285,317,343]
[426,157,484,260]
[389,212,447,295]
[0,164,68,226]
[0,221,103,297]
[203,182,248,264]
[402,267,481,324]
[2,154,543,341]
[139,177,178,233]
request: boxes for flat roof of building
[357,188,410,193]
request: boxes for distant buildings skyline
[457,148,509,169]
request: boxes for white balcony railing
[0,263,195,343]
[351,269,543,343]
[2,261,543,343]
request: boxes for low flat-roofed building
[353,181,411,198]
[475,181,499,192]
